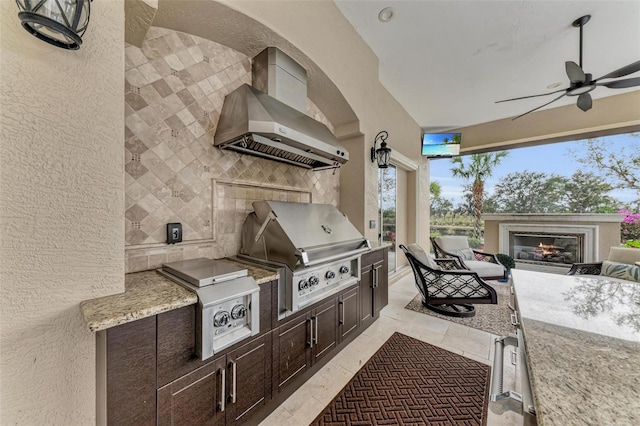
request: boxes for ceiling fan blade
[595,60,640,80]
[566,61,586,83]
[597,76,640,89]
[495,88,567,103]
[577,93,592,112]
[511,92,568,120]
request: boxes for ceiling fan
[497,15,640,120]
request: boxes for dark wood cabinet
[360,249,389,329]
[310,298,338,364]
[103,251,389,425]
[272,312,311,393]
[338,285,359,343]
[359,264,374,328]
[106,316,156,426]
[226,333,272,425]
[157,333,271,426]
[157,355,226,426]
[374,256,389,313]
[272,295,341,395]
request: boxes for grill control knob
[213,311,230,327]
[325,271,336,279]
[309,276,319,286]
[231,304,247,319]
[298,280,309,291]
[339,266,349,274]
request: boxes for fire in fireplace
[510,232,584,265]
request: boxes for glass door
[378,165,397,273]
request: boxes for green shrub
[496,253,516,271]
[467,237,483,249]
[623,239,640,248]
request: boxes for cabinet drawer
[361,249,384,267]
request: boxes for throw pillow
[455,248,475,261]
[600,260,640,283]
[407,244,440,270]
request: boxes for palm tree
[450,152,508,238]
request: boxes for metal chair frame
[400,244,498,318]
[566,262,603,276]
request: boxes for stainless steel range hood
[213,48,349,170]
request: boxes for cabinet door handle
[372,267,378,288]
[229,360,237,404]
[307,318,314,348]
[339,301,344,325]
[313,316,318,345]
[219,367,226,412]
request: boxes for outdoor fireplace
[510,232,584,265]
[483,214,625,268]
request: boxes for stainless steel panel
[252,47,307,113]
[254,200,364,252]
[240,201,369,270]
[213,84,348,169]
[161,258,247,287]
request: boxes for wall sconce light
[16,0,92,50]
[371,131,392,168]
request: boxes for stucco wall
[0,1,124,423]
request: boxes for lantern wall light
[371,131,392,168]
[16,0,92,50]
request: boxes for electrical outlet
[166,223,182,244]
[369,220,376,229]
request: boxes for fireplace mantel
[483,213,624,223]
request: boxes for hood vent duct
[213,48,349,170]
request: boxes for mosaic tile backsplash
[125,27,339,273]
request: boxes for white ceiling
[335,0,640,130]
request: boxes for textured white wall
[0,1,124,423]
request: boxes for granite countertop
[368,241,392,251]
[80,260,278,332]
[511,269,640,426]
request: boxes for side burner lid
[162,258,248,287]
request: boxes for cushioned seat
[462,260,506,278]
[431,236,506,280]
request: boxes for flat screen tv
[421,132,461,158]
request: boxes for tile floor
[259,272,523,425]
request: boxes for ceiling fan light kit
[497,14,640,120]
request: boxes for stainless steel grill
[238,201,370,318]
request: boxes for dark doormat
[310,332,491,426]
[405,281,515,337]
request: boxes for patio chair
[400,244,498,317]
[431,236,507,280]
[567,246,640,276]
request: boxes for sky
[428,132,639,208]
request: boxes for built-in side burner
[159,258,260,360]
